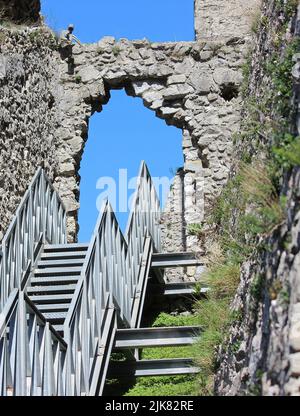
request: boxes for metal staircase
[26,244,89,335]
[0,162,204,396]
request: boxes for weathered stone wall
[195,0,261,41]
[0,0,40,25]
[214,1,300,396]
[55,36,246,250]
[215,168,300,396]
[0,0,261,267]
[0,27,62,241]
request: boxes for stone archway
[53,36,246,256]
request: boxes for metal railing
[63,203,130,395]
[0,168,67,310]
[63,161,161,395]
[0,289,67,396]
[0,161,161,396]
[126,162,161,291]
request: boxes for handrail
[63,202,130,395]
[63,161,161,396]
[0,289,67,396]
[0,161,161,396]
[125,161,161,250]
[126,161,161,294]
[0,168,67,311]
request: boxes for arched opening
[78,88,183,242]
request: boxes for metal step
[28,293,73,304]
[37,303,70,312]
[43,243,89,252]
[30,275,79,285]
[148,282,209,298]
[108,358,199,378]
[34,267,82,276]
[164,282,208,296]
[114,326,201,350]
[27,284,77,295]
[42,311,68,323]
[52,324,64,334]
[41,251,87,260]
[151,252,204,269]
[37,258,85,268]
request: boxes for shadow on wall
[0,0,41,24]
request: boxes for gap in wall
[78,89,183,242]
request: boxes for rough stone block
[213,67,243,86]
[163,84,194,100]
[167,74,186,85]
[188,72,214,94]
[184,161,202,173]
[77,66,101,84]
[159,106,178,116]
[290,322,300,352]
[290,353,300,376]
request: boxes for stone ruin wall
[56,36,247,264]
[195,0,262,41]
[0,0,261,282]
[0,28,62,240]
[214,1,300,396]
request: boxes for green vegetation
[125,375,196,397]
[187,223,204,239]
[192,246,242,395]
[124,313,201,396]
[122,253,242,397]
[217,0,299,253]
[273,135,300,169]
[193,1,299,394]
[250,274,265,301]
[112,45,121,56]
[151,313,200,328]
[28,30,43,46]
[0,30,6,45]
[75,75,82,84]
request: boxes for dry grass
[239,161,285,233]
[240,161,277,207]
[192,238,241,395]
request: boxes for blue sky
[41,1,194,242]
[41,1,195,43]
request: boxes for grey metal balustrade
[0,289,67,396]
[63,161,161,395]
[0,161,162,396]
[126,162,161,287]
[0,168,67,311]
[63,203,129,395]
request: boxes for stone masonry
[0,27,62,240]
[56,36,247,256]
[195,0,262,41]
[0,0,261,281]
[2,0,300,397]
[214,0,300,396]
